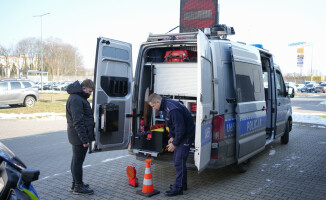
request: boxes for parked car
[315,83,326,93]
[0,79,39,107]
[301,84,317,93]
[304,81,316,86]
[295,84,305,91]
[61,81,74,91]
[43,82,54,90]
[53,82,71,91]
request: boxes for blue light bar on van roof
[250,44,264,49]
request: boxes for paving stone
[1,121,325,199]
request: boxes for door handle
[278,102,281,106]
[210,110,218,115]
[262,106,266,111]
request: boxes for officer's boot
[73,183,94,195]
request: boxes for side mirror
[21,168,40,184]
[287,87,294,98]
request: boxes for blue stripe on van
[224,115,266,137]
[225,119,236,137]
[201,122,212,147]
[239,115,266,136]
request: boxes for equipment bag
[164,50,196,62]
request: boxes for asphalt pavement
[292,93,326,114]
[0,118,325,200]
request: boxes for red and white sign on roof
[180,0,218,33]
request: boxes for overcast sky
[1,0,325,75]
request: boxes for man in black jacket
[66,79,95,195]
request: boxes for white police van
[91,25,292,173]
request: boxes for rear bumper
[315,88,325,92]
[132,149,160,157]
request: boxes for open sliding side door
[231,42,266,164]
[194,30,214,173]
[91,37,133,152]
[261,52,277,142]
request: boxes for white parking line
[101,155,129,163]
[38,154,130,181]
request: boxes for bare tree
[15,37,41,71]
[1,37,84,80]
[0,45,14,78]
[43,38,83,80]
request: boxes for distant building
[0,54,39,78]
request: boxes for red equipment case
[164,50,196,62]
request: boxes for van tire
[281,121,290,144]
[231,159,250,173]
[24,96,36,107]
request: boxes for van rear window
[234,62,264,103]
[102,46,129,61]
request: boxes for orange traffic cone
[136,159,160,197]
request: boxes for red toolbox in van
[164,50,196,62]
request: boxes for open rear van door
[194,30,214,173]
[91,37,133,152]
[231,42,266,164]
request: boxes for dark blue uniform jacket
[159,98,195,146]
[66,81,95,145]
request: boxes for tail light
[211,115,225,159]
[190,102,197,112]
[212,115,225,142]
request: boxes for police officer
[148,93,195,196]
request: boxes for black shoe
[73,184,94,195]
[165,189,183,196]
[70,182,89,192]
[169,184,187,191]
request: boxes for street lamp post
[309,44,314,81]
[33,13,50,91]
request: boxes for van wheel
[24,96,36,107]
[231,159,250,173]
[281,121,290,144]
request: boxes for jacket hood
[67,81,83,95]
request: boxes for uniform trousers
[172,141,190,192]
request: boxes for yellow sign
[297,47,304,53]
[297,47,304,66]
